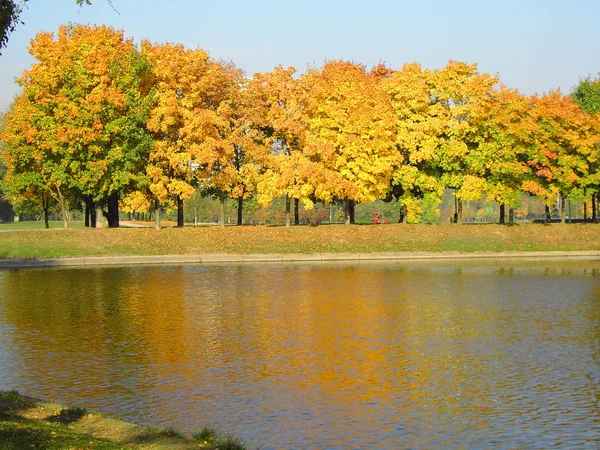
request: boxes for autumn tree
[197,67,268,226]
[426,61,498,224]
[469,87,537,224]
[1,1,115,54]
[380,63,445,223]
[527,91,600,222]
[300,61,397,224]
[2,24,154,228]
[1,96,59,227]
[142,42,235,227]
[251,66,318,226]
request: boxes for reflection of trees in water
[1,262,599,443]
[1,267,143,402]
[0,266,192,409]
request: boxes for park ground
[0,390,249,449]
[0,222,598,259]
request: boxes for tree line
[1,24,599,229]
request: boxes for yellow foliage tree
[301,61,397,224]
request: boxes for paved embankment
[0,250,598,269]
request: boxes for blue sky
[1,0,599,111]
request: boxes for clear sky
[1,0,599,111]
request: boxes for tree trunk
[545,204,551,223]
[85,196,96,228]
[237,196,243,225]
[177,195,184,227]
[42,196,50,229]
[55,185,69,228]
[454,197,463,224]
[344,200,350,225]
[84,197,90,228]
[154,198,161,230]
[107,192,120,228]
[285,195,291,227]
[399,205,407,224]
[592,193,597,222]
[345,199,355,224]
[499,204,505,224]
[219,193,225,227]
[294,198,300,225]
[559,193,565,224]
[91,206,97,228]
[509,207,515,225]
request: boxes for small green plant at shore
[192,426,249,449]
[216,433,248,450]
[193,425,219,443]
[157,425,184,438]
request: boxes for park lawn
[0,223,598,259]
[0,220,86,230]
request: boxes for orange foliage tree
[142,42,233,227]
[4,25,600,228]
[250,66,317,226]
[196,66,267,226]
[527,91,600,222]
[2,24,153,228]
[469,87,537,223]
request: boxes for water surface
[0,260,599,448]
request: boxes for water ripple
[0,260,598,448]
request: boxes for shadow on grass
[47,406,87,424]
[0,422,59,450]
[0,390,37,418]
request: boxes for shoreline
[0,250,599,269]
[0,390,248,449]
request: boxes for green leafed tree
[2,24,154,228]
[572,75,600,220]
[572,76,600,115]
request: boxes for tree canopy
[2,23,599,227]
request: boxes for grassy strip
[0,223,598,260]
[0,390,249,450]
[0,221,86,230]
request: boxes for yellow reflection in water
[0,261,599,447]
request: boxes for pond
[0,260,599,448]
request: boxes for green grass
[0,392,123,450]
[0,390,253,450]
[0,222,598,259]
[0,220,85,230]
[0,417,126,450]
[157,426,185,438]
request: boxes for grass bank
[0,390,250,449]
[0,223,598,259]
